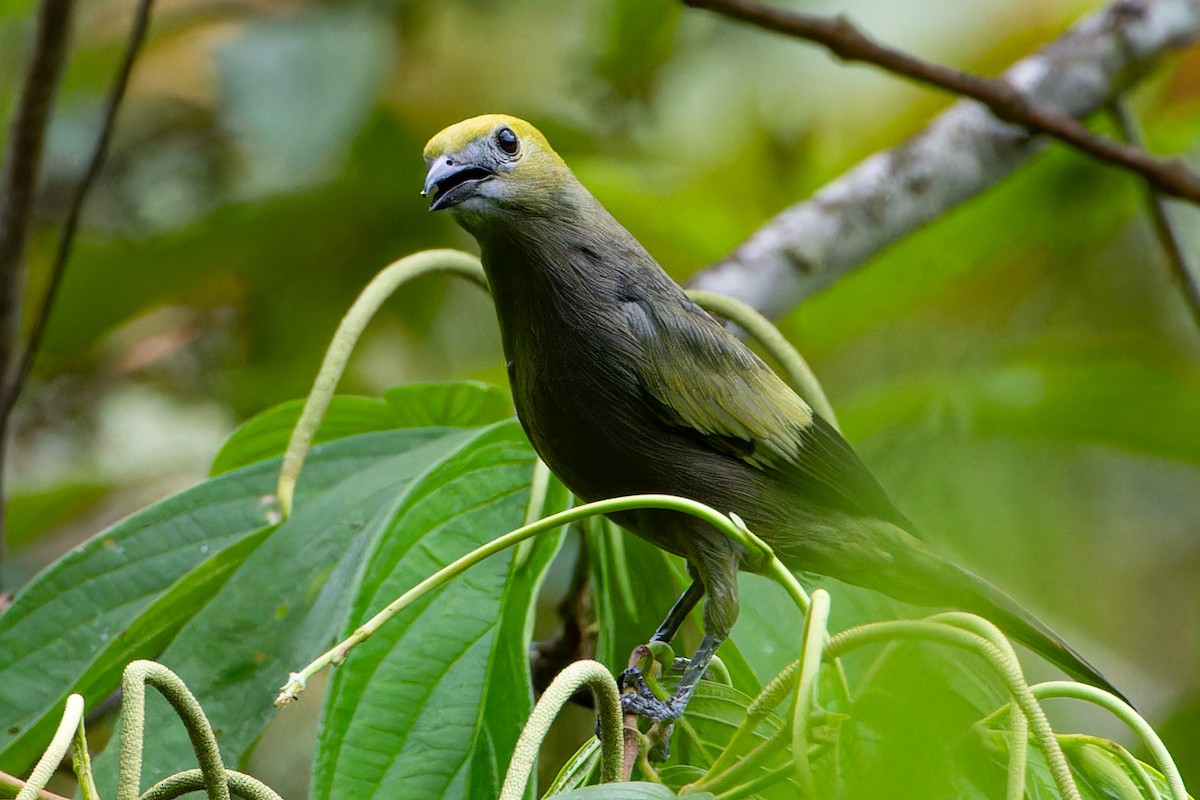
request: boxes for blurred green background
[3,0,1199,792]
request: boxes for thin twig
[683,0,1200,202]
[0,0,75,580]
[1109,98,1200,330]
[0,0,155,420]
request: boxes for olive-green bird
[421,114,1124,722]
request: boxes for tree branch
[687,0,1200,318]
[0,0,155,420]
[0,0,73,391]
[0,0,75,578]
[685,0,1200,201]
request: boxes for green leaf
[311,422,538,800]
[211,381,510,474]
[86,427,486,793]
[382,381,513,428]
[829,638,1010,799]
[468,474,572,799]
[210,395,405,475]
[0,458,280,774]
[0,524,272,773]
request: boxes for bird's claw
[618,666,684,723]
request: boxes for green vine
[275,249,488,517]
[498,660,624,799]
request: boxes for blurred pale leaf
[215,6,395,196]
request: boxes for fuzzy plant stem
[117,661,231,800]
[14,695,83,800]
[1033,681,1188,800]
[276,249,487,517]
[498,660,623,800]
[687,288,838,429]
[277,494,796,703]
[139,770,284,800]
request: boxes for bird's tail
[894,545,1129,706]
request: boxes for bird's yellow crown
[423,114,564,167]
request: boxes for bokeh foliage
[1,0,1199,795]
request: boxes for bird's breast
[509,339,655,501]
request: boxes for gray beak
[422,156,494,212]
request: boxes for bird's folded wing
[625,296,907,526]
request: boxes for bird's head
[422,115,574,225]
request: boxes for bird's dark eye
[496,126,520,156]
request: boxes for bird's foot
[618,666,684,723]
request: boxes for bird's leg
[621,555,739,739]
[617,576,704,699]
[650,578,704,643]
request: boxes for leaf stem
[498,660,623,799]
[276,249,487,517]
[276,494,797,703]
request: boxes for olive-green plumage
[422,114,1123,713]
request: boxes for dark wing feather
[623,293,909,527]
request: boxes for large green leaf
[311,421,539,799]
[0,523,272,773]
[0,458,281,773]
[88,428,485,793]
[468,474,572,799]
[211,382,511,474]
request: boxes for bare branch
[688,0,1200,318]
[1110,99,1200,330]
[685,0,1200,201]
[0,0,76,577]
[0,0,155,419]
[0,0,73,393]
